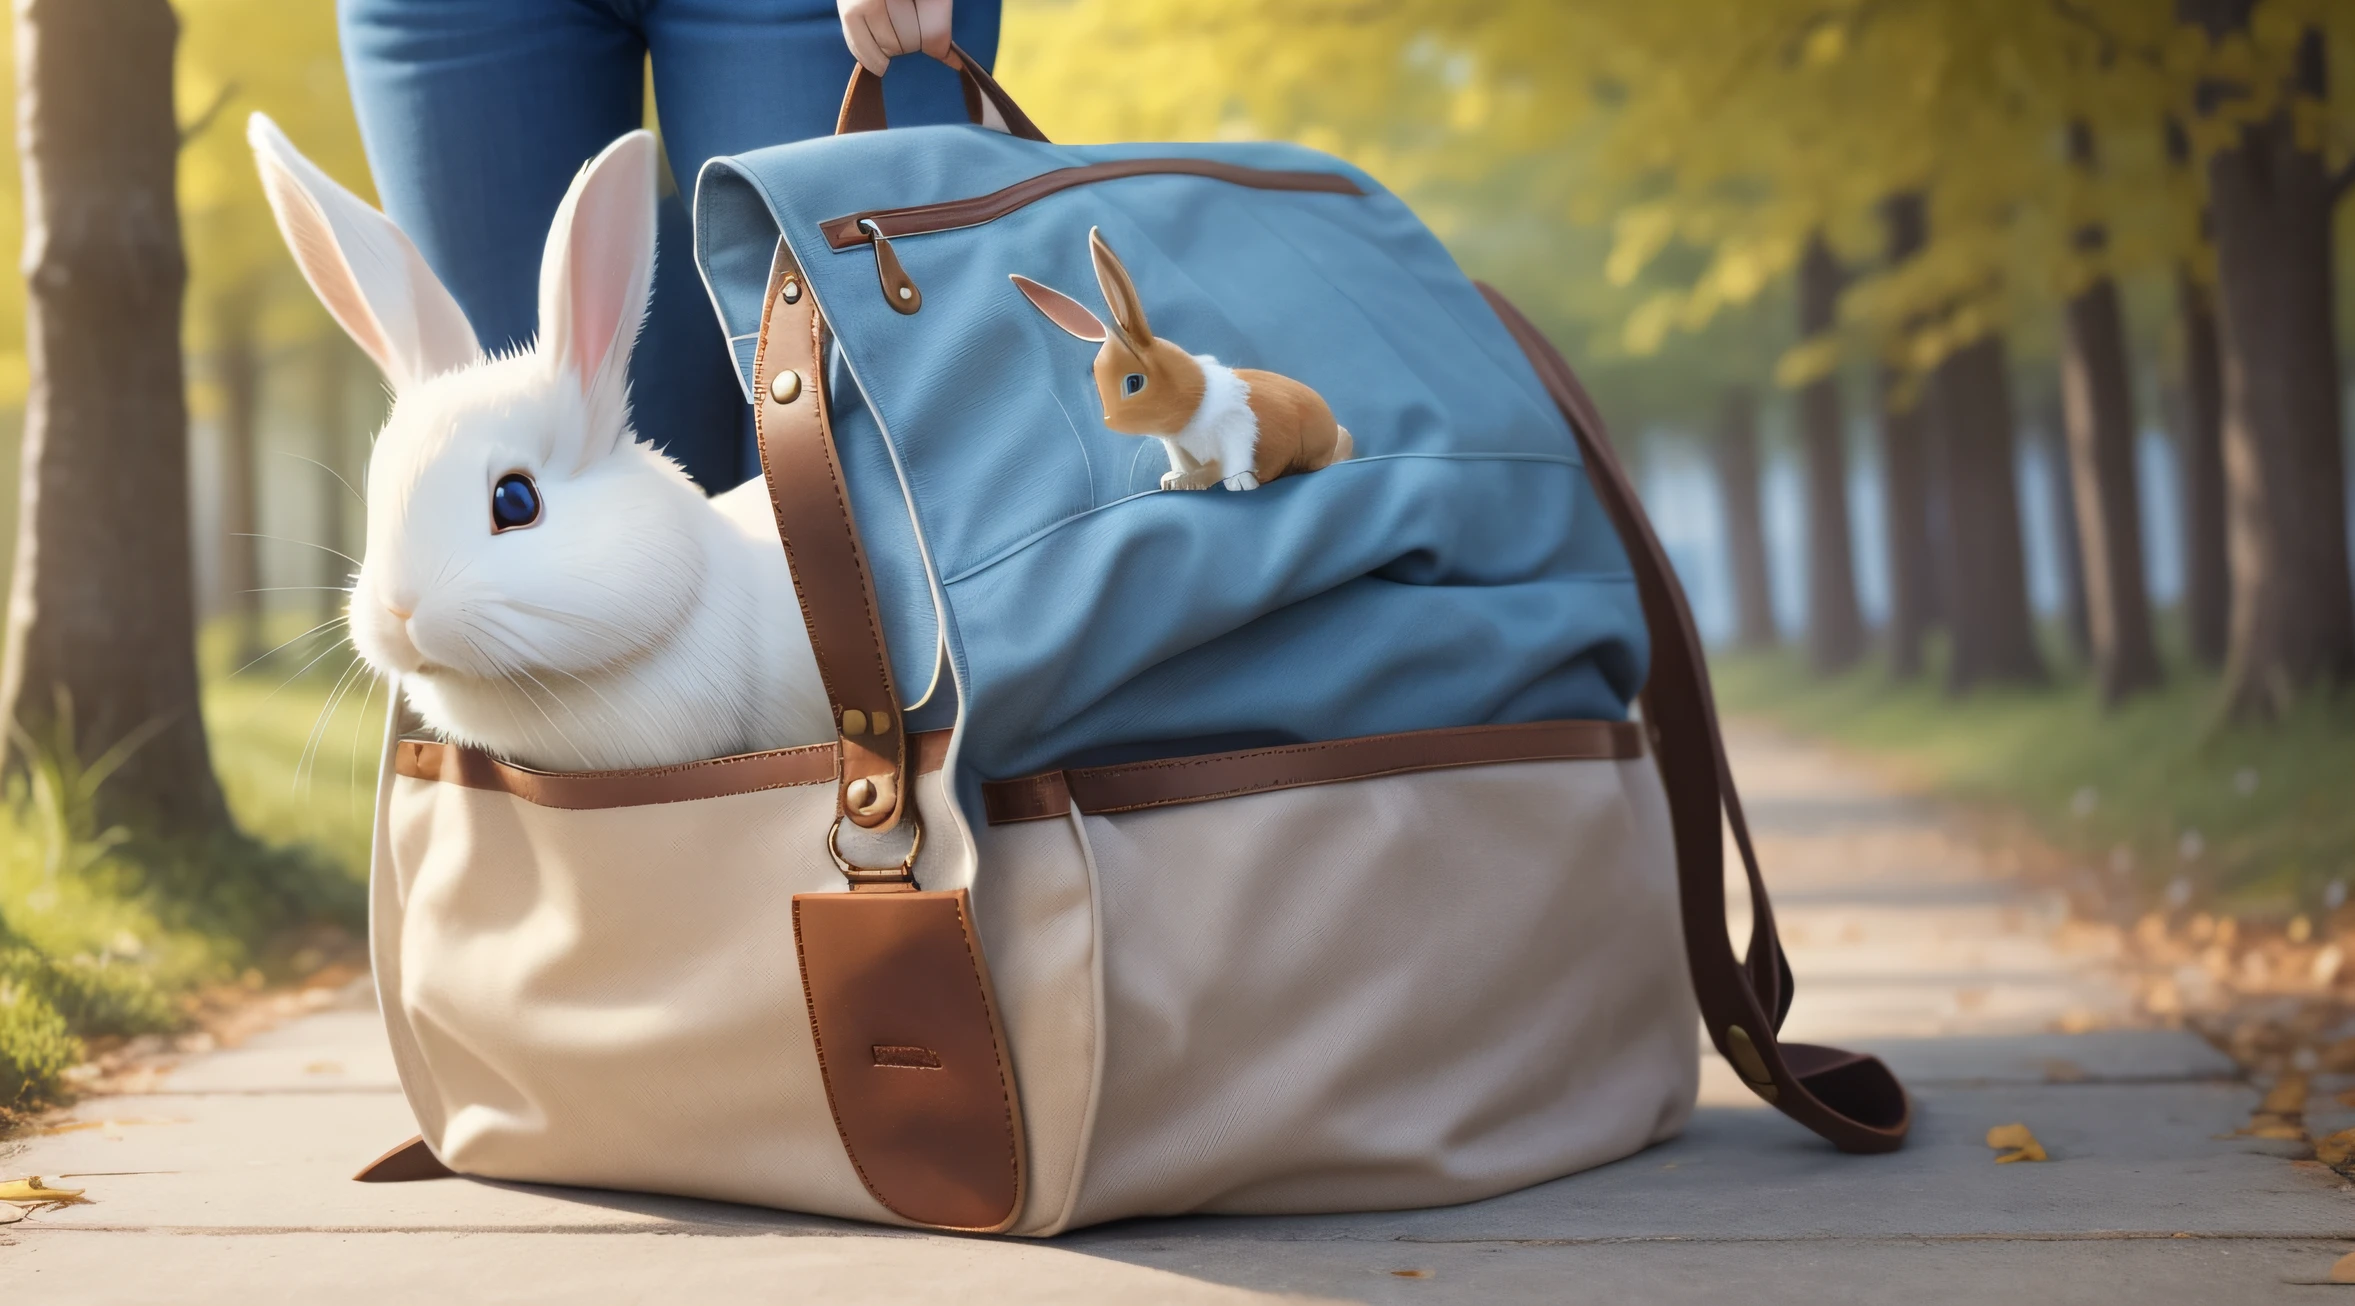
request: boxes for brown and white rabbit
[1013,228,1352,492]
[248,114,831,771]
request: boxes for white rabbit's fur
[250,113,831,771]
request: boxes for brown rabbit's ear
[1010,274,1107,342]
[1088,227,1154,348]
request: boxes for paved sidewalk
[5,723,2349,1302]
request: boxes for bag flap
[694,126,1644,797]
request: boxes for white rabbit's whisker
[275,449,367,507]
[253,625,358,714]
[234,532,364,570]
[234,614,350,678]
[298,655,369,794]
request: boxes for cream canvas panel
[1065,755,1695,1228]
[371,714,1691,1233]
[373,722,1090,1229]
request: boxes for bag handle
[835,42,1051,144]
[1478,284,1910,1153]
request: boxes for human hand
[838,0,955,76]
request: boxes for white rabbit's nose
[386,604,414,621]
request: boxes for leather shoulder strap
[1479,284,1911,1153]
[752,240,912,836]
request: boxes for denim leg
[644,0,1005,484]
[337,0,746,491]
[339,0,1006,491]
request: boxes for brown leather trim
[752,241,913,833]
[353,1135,454,1183]
[981,719,1643,825]
[1479,285,1911,1155]
[821,159,1365,251]
[835,42,1048,144]
[794,888,1025,1232]
[393,730,953,811]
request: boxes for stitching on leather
[871,1043,944,1069]
[795,895,1021,1231]
[755,277,840,708]
[950,892,1023,1228]
[397,733,951,809]
[977,721,1642,822]
[1087,750,1619,814]
[791,899,885,1215]
[801,307,908,818]
[1075,721,1616,780]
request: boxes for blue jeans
[339,0,1003,490]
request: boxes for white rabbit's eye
[1123,373,1146,396]
[490,473,541,532]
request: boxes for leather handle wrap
[835,42,1050,144]
[1479,284,1911,1153]
[751,241,911,833]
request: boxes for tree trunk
[2042,391,2091,662]
[2175,269,2230,668]
[2060,253,2164,701]
[0,0,229,836]
[2180,5,2353,717]
[1931,334,2047,691]
[1714,386,1776,649]
[1797,232,1864,674]
[1877,192,1938,680]
[214,291,263,665]
[312,337,356,622]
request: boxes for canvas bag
[357,50,1910,1234]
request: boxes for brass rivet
[782,276,801,304]
[846,777,878,811]
[896,285,913,301]
[869,710,892,735]
[840,708,868,737]
[768,369,802,405]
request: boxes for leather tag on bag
[792,888,1026,1232]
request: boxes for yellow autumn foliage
[999,0,2355,393]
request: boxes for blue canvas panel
[694,125,1644,810]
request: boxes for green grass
[1711,643,2355,917]
[0,612,382,1113]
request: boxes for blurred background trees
[0,1,370,835]
[1001,0,2355,722]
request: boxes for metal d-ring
[828,813,924,888]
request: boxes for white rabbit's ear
[538,130,658,457]
[247,113,479,390]
[1088,227,1154,349]
[1010,274,1106,342]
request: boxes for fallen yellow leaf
[2263,1074,2311,1115]
[2317,1130,2355,1167]
[2333,1251,2355,1284]
[1985,1123,2049,1162]
[0,1177,89,1205]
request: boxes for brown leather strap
[794,887,1026,1231]
[393,730,955,811]
[353,1135,454,1182]
[981,719,1645,824]
[1479,285,1911,1154]
[751,241,912,834]
[835,42,1049,144]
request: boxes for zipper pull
[860,219,922,315]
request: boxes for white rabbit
[249,114,832,771]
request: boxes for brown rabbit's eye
[491,473,541,532]
[1122,373,1146,396]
